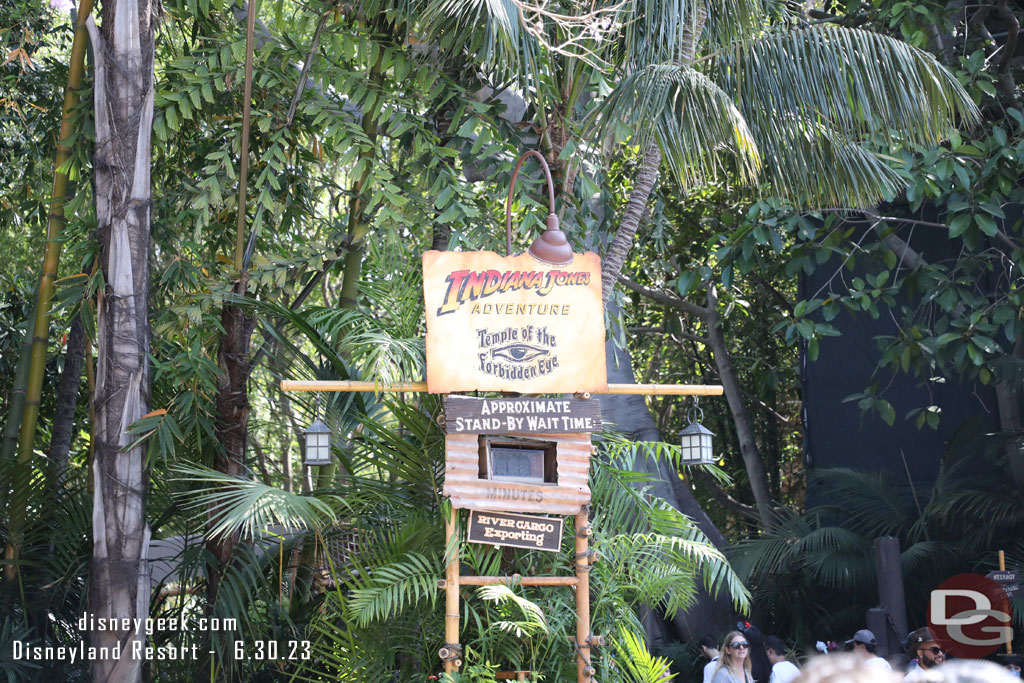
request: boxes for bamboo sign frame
[280,151,725,683]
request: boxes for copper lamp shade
[529,213,573,264]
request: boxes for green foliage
[611,626,676,682]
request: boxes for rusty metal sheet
[422,250,607,394]
[443,433,591,516]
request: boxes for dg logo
[928,573,1014,658]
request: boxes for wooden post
[866,608,889,657]
[999,550,1013,655]
[443,506,461,673]
[575,508,593,682]
[873,537,908,654]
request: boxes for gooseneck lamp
[506,150,573,265]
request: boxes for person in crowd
[701,633,722,683]
[793,653,901,683]
[742,624,774,683]
[844,629,892,674]
[764,635,800,683]
[1002,654,1022,677]
[712,630,754,683]
[903,628,944,681]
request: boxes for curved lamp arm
[505,150,572,264]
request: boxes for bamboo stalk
[575,509,592,682]
[6,0,94,583]
[1,293,37,464]
[17,0,95,464]
[443,506,460,674]
[999,550,1013,655]
[281,380,723,396]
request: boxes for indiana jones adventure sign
[422,250,607,394]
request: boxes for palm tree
[417,0,976,525]
[407,0,977,644]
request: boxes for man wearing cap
[903,627,944,681]
[846,629,892,674]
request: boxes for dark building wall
[799,207,1008,505]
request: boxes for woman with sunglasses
[712,631,754,683]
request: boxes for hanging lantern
[303,396,333,466]
[679,400,715,465]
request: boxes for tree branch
[690,467,760,520]
[619,275,711,319]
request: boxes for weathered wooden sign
[443,396,602,434]
[422,250,607,394]
[467,510,563,552]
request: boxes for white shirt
[863,655,892,673]
[904,666,940,681]
[703,656,719,683]
[770,660,800,683]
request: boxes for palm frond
[596,63,761,188]
[418,0,540,85]
[346,551,440,627]
[713,24,979,206]
[172,464,340,540]
[611,625,675,682]
[476,584,548,636]
[751,116,907,208]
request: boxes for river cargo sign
[467,510,563,552]
[422,250,607,394]
[443,396,602,434]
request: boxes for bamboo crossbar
[280,380,723,396]
[454,575,578,587]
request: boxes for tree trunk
[205,280,254,613]
[49,314,87,489]
[600,142,661,304]
[599,304,737,644]
[0,293,36,464]
[996,335,1024,487]
[86,0,154,677]
[705,283,775,527]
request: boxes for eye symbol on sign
[491,343,550,363]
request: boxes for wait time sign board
[422,250,607,394]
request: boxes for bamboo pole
[6,0,94,583]
[443,506,461,674]
[575,508,593,682]
[281,380,723,396]
[999,550,1013,655]
[17,0,95,464]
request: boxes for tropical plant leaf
[172,464,340,540]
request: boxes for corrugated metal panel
[443,432,591,515]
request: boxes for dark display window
[478,436,557,484]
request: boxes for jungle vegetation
[1,0,1022,681]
